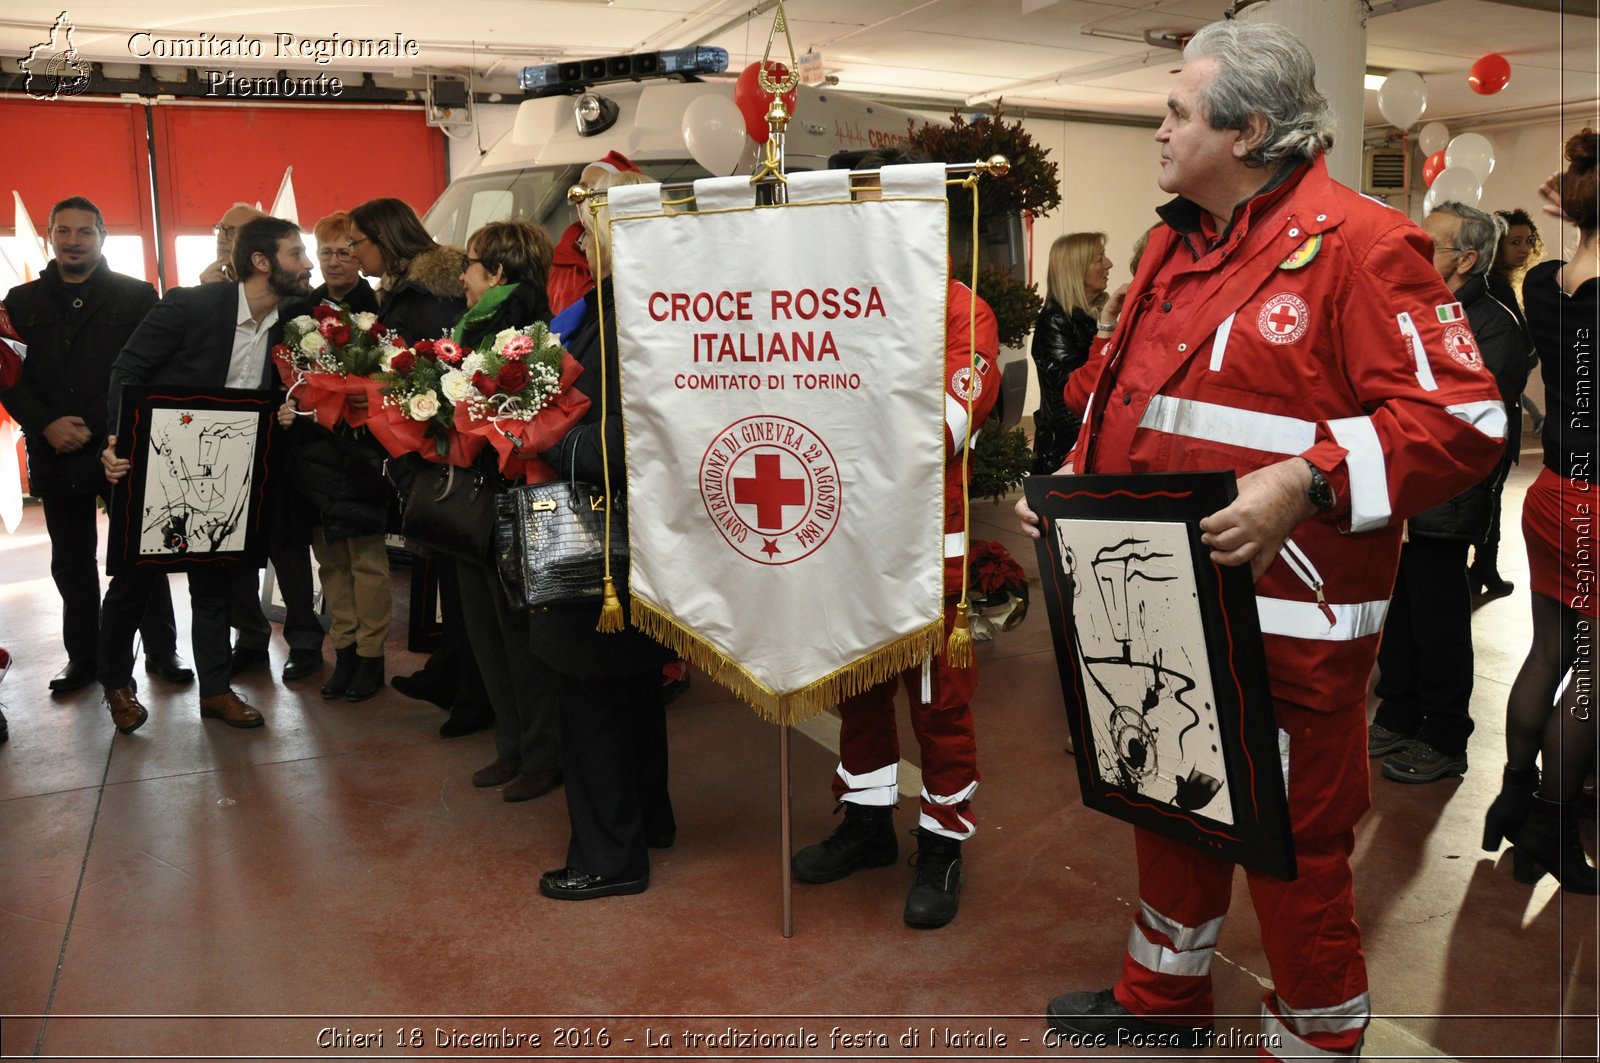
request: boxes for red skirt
[1522,466,1599,618]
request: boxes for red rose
[497,361,530,393]
[368,322,388,340]
[472,370,499,397]
[413,338,435,358]
[313,303,341,321]
[328,324,352,345]
[390,351,417,375]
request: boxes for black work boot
[903,827,963,928]
[320,645,358,700]
[791,802,897,883]
[344,654,385,703]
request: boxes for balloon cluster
[1377,55,1510,213]
[679,61,800,177]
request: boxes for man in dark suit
[96,216,312,733]
[1,196,191,693]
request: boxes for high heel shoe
[1483,765,1539,851]
[1506,796,1599,893]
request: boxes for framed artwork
[1024,471,1296,880]
[107,386,278,576]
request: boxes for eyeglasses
[318,246,356,261]
[348,235,372,247]
[213,224,239,238]
[463,256,485,269]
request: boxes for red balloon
[734,61,798,144]
[1468,53,1511,95]
[1422,150,1447,187]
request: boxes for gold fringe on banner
[632,595,945,725]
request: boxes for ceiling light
[1364,73,1387,91]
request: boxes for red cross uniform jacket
[1069,155,1505,714]
[943,276,1000,596]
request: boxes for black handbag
[495,474,628,610]
[397,463,498,563]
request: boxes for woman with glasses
[346,198,465,345]
[310,212,378,314]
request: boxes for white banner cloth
[610,178,949,720]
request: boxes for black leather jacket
[1029,300,1095,472]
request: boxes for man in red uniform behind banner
[790,147,1000,930]
[1018,20,1505,1058]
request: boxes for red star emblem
[760,538,781,558]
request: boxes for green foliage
[907,107,1062,221]
[972,265,1044,349]
[970,418,1034,503]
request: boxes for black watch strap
[1303,459,1335,513]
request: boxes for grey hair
[1429,200,1503,277]
[1183,20,1335,168]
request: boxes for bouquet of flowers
[273,303,399,429]
[450,323,590,482]
[363,337,487,467]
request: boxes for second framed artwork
[107,386,280,576]
[1024,471,1295,880]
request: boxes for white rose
[440,369,475,403]
[290,315,318,331]
[352,311,378,331]
[379,346,398,372]
[407,391,440,421]
[460,352,486,376]
[493,327,520,350]
[300,332,327,354]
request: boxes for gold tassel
[596,575,625,633]
[945,601,974,668]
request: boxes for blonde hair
[1047,232,1107,316]
[578,168,654,275]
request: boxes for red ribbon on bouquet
[275,356,373,430]
[455,351,590,482]
[361,377,486,467]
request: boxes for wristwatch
[1303,459,1335,513]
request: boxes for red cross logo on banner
[1256,292,1310,345]
[1443,323,1483,370]
[733,453,807,530]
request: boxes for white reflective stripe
[919,808,975,839]
[1126,925,1215,978]
[1447,399,1508,441]
[944,532,965,559]
[1140,395,1317,455]
[1326,415,1391,532]
[1272,992,1372,1035]
[837,763,897,805]
[1397,311,1437,391]
[1278,728,1291,789]
[921,779,978,806]
[945,395,971,453]
[608,181,665,217]
[1208,312,1236,372]
[1139,901,1224,951]
[1256,596,1388,641]
[920,655,933,705]
[1260,1010,1364,1060]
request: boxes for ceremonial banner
[609,168,951,722]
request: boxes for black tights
[1504,592,1598,801]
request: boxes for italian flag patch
[1436,302,1465,323]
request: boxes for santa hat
[589,150,642,175]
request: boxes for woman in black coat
[1030,232,1112,473]
[534,167,675,900]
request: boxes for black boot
[320,645,358,700]
[904,827,963,928]
[343,655,385,703]
[791,802,897,883]
[1508,796,1599,893]
[1483,765,1540,851]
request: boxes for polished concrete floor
[0,458,1595,1062]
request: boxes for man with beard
[2,197,190,694]
[97,217,313,733]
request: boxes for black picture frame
[1024,470,1296,880]
[107,386,278,576]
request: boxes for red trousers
[1114,702,1372,1058]
[832,610,979,839]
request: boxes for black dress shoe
[144,652,195,685]
[1045,988,1211,1049]
[539,867,649,900]
[282,648,324,681]
[390,672,451,710]
[49,659,97,693]
[343,655,384,702]
[228,647,270,677]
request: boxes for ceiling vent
[1363,146,1409,196]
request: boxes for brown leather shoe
[199,689,265,729]
[104,686,149,735]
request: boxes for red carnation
[390,350,417,375]
[472,370,499,397]
[328,324,352,346]
[497,360,530,393]
[312,303,341,321]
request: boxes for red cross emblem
[733,452,807,530]
[1443,324,1482,370]
[1256,292,1310,345]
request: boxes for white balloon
[682,93,751,176]
[1418,121,1450,156]
[1377,70,1427,130]
[1445,132,1496,182]
[1430,165,1483,207]
[1422,187,1439,216]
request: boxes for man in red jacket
[1018,20,1504,1058]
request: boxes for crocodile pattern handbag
[494,477,628,610]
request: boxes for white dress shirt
[224,284,279,389]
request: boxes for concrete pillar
[1236,0,1368,188]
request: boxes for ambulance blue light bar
[519,47,728,95]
